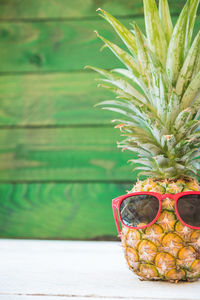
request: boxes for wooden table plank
[0,240,199,299]
[0,297,95,300]
[0,127,138,181]
[1,297,180,300]
[6,296,187,300]
[0,0,186,19]
[1,298,167,300]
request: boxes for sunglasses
[112,191,200,235]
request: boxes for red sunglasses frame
[112,191,200,235]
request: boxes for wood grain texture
[0,72,116,126]
[1,0,199,241]
[0,297,151,300]
[0,18,136,72]
[0,0,187,19]
[0,183,130,239]
[1,297,152,300]
[0,127,138,181]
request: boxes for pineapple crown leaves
[86,0,200,180]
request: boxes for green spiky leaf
[94,31,140,77]
[143,0,168,66]
[181,71,200,110]
[133,22,152,84]
[184,0,200,57]
[176,31,200,97]
[166,1,189,85]
[159,0,173,44]
[97,8,137,58]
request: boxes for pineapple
[86,0,200,282]
[123,178,200,282]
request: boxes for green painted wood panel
[0,183,131,239]
[0,16,199,73]
[0,72,116,126]
[0,0,199,241]
[0,18,135,72]
[0,127,138,181]
[0,0,186,19]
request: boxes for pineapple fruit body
[89,0,200,282]
[121,178,200,282]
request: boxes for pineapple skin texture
[121,178,200,282]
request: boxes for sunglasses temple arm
[112,205,121,237]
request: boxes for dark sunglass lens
[177,194,200,227]
[120,195,159,228]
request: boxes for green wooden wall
[0,0,198,239]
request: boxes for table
[0,239,199,300]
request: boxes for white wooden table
[0,239,200,300]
